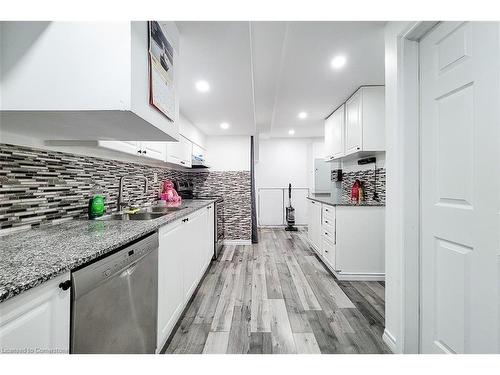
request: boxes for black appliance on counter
[174,180,224,259]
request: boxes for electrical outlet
[153,172,158,183]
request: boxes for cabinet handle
[143,150,147,154]
[180,161,185,165]
[59,280,71,291]
[137,150,141,154]
[324,232,328,236]
[325,209,329,212]
[182,218,189,223]
[325,220,328,224]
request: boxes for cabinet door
[99,141,141,156]
[157,221,185,350]
[307,199,322,251]
[331,104,345,158]
[140,141,167,161]
[206,204,215,265]
[180,136,193,168]
[345,91,362,155]
[0,273,70,353]
[183,209,207,299]
[324,115,335,160]
[166,136,192,167]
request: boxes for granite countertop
[307,193,385,207]
[0,199,216,304]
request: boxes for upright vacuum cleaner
[285,183,298,232]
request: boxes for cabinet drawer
[322,205,335,220]
[322,235,335,255]
[322,215,334,228]
[322,227,335,243]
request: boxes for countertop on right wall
[307,193,385,207]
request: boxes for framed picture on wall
[148,21,175,122]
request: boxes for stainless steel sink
[96,212,168,221]
[145,206,185,213]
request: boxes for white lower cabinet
[206,204,215,265]
[0,273,70,354]
[182,208,208,300]
[307,198,385,281]
[157,205,214,352]
[157,220,185,351]
[307,199,322,251]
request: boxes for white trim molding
[383,329,397,353]
[222,239,252,246]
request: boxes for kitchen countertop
[307,193,385,207]
[0,199,216,304]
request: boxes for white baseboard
[333,271,386,281]
[382,329,397,353]
[305,236,386,281]
[222,239,252,246]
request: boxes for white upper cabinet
[166,136,192,168]
[98,141,166,162]
[344,86,385,156]
[324,104,345,160]
[345,91,363,154]
[0,21,179,142]
[324,114,335,160]
[140,142,167,161]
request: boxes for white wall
[256,137,316,189]
[205,135,250,171]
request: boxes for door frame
[385,21,438,354]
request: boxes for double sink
[96,205,186,221]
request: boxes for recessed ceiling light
[195,80,210,92]
[288,129,295,136]
[220,122,230,130]
[298,112,308,119]
[331,55,347,69]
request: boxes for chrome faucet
[117,175,148,211]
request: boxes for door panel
[141,141,166,161]
[420,21,500,354]
[331,104,345,158]
[345,92,362,154]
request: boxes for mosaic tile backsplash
[338,168,386,205]
[0,143,251,240]
[191,171,251,241]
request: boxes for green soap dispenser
[88,185,105,219]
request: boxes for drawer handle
[182,218,189,223]
[59,280,71,291]
[324,232,328,236]
[325,220,328,224]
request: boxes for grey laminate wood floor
[162,228,390,354]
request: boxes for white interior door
[420,21,500,354]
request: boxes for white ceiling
[176,21,385,138]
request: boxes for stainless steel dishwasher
[71,232,158,354]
